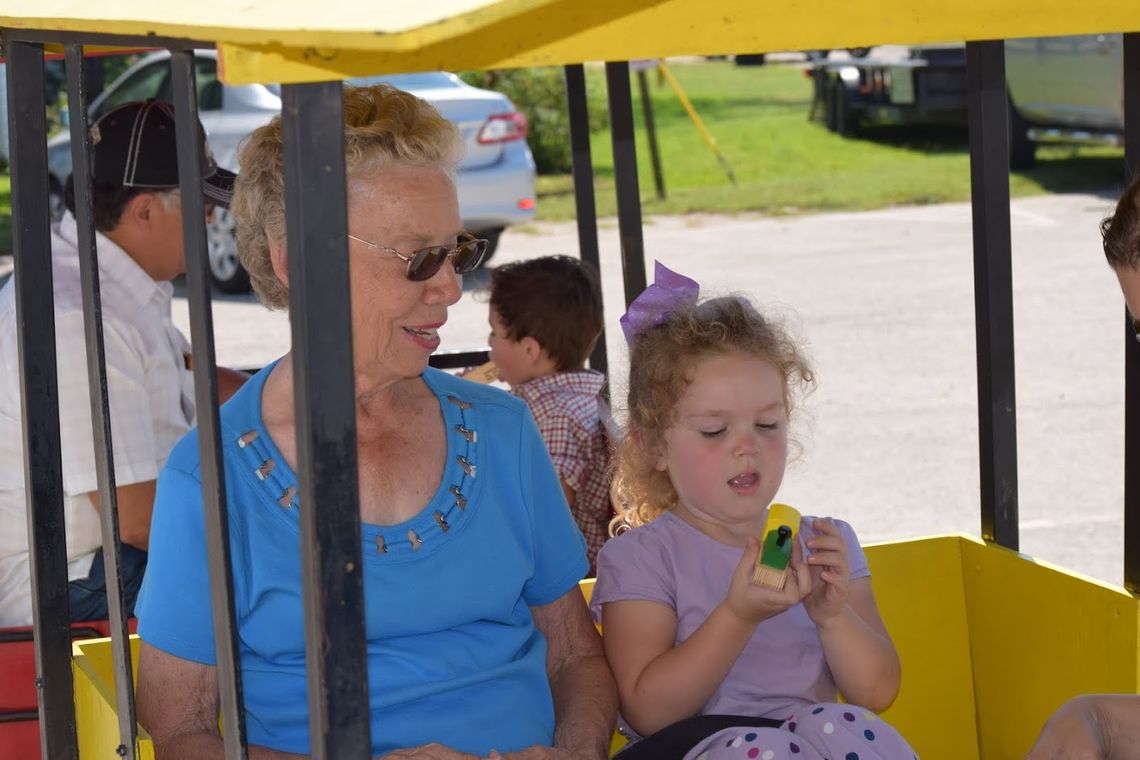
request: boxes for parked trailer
[809,44,967,136]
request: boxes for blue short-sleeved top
[137,363,589,756]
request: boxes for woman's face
[346,163,464,386]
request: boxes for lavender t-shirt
[590,510,870,728]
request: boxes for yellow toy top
[753,502,801,589]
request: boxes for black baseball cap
[89,99,236,208]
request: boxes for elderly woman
[134,84,617,759]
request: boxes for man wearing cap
[0,99,246,627]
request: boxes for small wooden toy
[462,361,500,384]
[752,502,801,590]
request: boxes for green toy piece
[753,524,794,588]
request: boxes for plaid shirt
[515,370,616,573]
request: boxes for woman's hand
[802,518,851,626]
[486,748,578,759]
[723,535,811,625]
[378,744,482,760]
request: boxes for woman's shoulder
[163,427,204,479]
[167,362,278,481]
[422,367,528,419]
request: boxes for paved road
[3,192,1128,585]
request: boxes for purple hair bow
[619,261,700,345]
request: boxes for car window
[194,59,222,111]
[348,72,460,90]
[155,58,223,111]
[92,62,168,119]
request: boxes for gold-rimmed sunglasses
[347,232,489,282]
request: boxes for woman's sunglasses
[347,232,489,282]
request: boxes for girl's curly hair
[610,296,815,532]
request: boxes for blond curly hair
[611,296,815,533]
[232,83,464,309]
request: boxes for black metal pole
[1122,32,1140,593]
[637,68,666,201]
[606,61,648,308]
[169,48,249,757]
[83,55,104,101]
[4,37,79,760]
[564,64,607,377]
[966,40,1019,550]
[280,81,371,760]
[63,44,137,760]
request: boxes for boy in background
[488,256,614,572]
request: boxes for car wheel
[847,47,871,58]
[1007,96,1036,170]
[474,227,503,269]
[48,179,66,223]
[207,208,250,293]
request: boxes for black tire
[474,227,503,269]
[734,53,766,66]
[826,78,857,137]
[847,47,872,58]
[824,77,839,132]
[1008,96,1036,170]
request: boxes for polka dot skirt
[683,703,918,760]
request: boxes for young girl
[590,263,917,760]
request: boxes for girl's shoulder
[591,516,685,617]
[798,515,865,548]
[595,512,730,583]
[799,515,871,579]
[597,513,676,564]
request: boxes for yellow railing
[73,535,1140,759]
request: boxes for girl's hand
[724,536,812,625]
[802,518,851,625]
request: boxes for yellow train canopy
[1,0,1139,84]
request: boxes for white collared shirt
[0,212,195,626]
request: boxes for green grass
[535,60,1126,222]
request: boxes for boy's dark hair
[490,255,603,371]
[64,175,149,233]
[1102,172,1140,269]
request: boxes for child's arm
[814,579,900,711]
[601,537,811,737]
[803,519,900,712]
